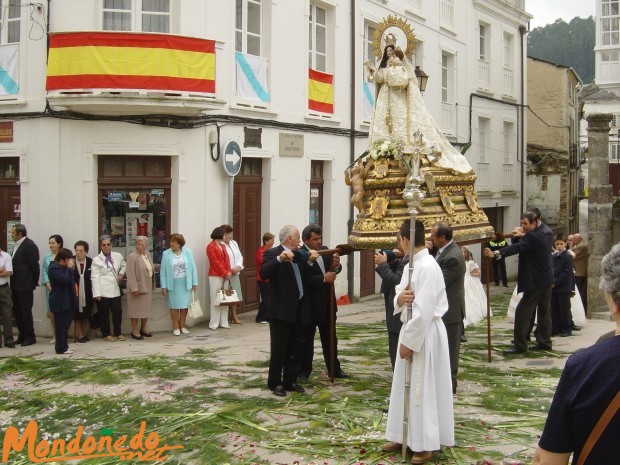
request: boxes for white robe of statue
[385,248,455,451]
[368,57,473,174]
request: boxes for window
[364,22,375,82]
[308,3,326,71]
[503,32,513,70]
[98,156,171,286]
[602,0,619,17]
[503,121,514,164]
[611,142,620,162]
[102,0,170,33]
[478,117,490,163]
[602,18,620,46]
[479,23,489,61]
[441,53,449,103]
[235,0,261,56]
[0,0,20,43]
[309,161,323,225]
[440,0,453,29]
[601,50,620,79]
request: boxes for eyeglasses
[101,243,112,247]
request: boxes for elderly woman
[255,232,275,324]
[91,235,127,342]
[206,226,232,330]
[48,248,77,354]
[42,234,63,344]
[160,233,198,336]
[533,243,620,465]
[221,224,244,324]
[126,236,156,340]
[73,240,93,343]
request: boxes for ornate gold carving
[464,187,479,213]
[372,16,417,60]
[439,188,455,216]
[368,190,390,220]
[369,159,390,179]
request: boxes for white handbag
[188,291,203,318]
[215,280,240,306]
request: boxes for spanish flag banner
[308,68,333,114]
[46,32,215,94]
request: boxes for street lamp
[414,66,428,93]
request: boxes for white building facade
[0,0,529,335]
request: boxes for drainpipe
[347,0,355,299]
[519,24,527,212]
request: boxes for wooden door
[233,161,262,314]
[359,249,376,298]
[0,185,20,252]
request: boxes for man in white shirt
[0,246,15,348]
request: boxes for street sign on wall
[223,140,242,176]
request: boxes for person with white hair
[125,236,156,340]
[533,243,620,465]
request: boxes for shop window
[309,160,323,225]
[98,156,171,287]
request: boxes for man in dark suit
[297,224,348,380]
[9,223,40,346]
[484,211,554,355]
[430,221,466,394]
[374,225,408,370]
[260,225,318,397]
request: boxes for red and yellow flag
[308,68,333,114]
[46,32,215,94]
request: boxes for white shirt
[0,250,12,285]
[11,236,26,256]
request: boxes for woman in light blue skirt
[160,233,198,336]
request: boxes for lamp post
[414,66,429,93]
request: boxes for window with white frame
[236,0,262,56]
[503,121,514,164]
[478,117,490,163]
[441,53,449,103]
[0,0,21,43]
[102,0,170,33]
[440,0,453,29]
[308,3,327,71]
[364,22,375,82]
[601,1,620,47]
[479,23,489,61]
[601,50,620,79]
[611,142,620,162]
[602,0,619,16]
[503,32,513,70]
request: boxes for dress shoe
[560,331,572,337]
[77,337,88,343]
[57,349,73,355]
[381,441,402,452]
[20,339,36,347]
[283,383,305,393]
[140,331,153,337]
[272,385,286,397]
[410,450,436,464]
[15,337,24,345]
[503,346,526,355]
[104,335,116,342]
[334,369,349,379]
[460,334,468,343]
[571,325,581,331]
[5,342,15,348]
[131,333,144,340]
[530,343,552,351]
[116,335,126,341]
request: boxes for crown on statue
[384,32,397,47]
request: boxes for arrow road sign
[223,140,242,176]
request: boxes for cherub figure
[344,161,367,213]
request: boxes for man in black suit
[260,225,318,397]
[430,221,466,394]
[298,224,347,380]
[484,211,554,355]
[9,223,40,346]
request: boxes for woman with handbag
[160,233,198,336]
[206,226,232,330]
[221,224,244,324]
[126,236,156,340]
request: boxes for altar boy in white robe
[382,219,455,464]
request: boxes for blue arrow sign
[223,140,242,176]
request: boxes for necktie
[292,262,304,299]
[317,256,326,274]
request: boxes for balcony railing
[503,68,514,97]
[477,60,490,91]
[440,0,453,29]
[477,163,489,191]
[46,31,220,116]
[502,164,514,190]
[441,102,454,135]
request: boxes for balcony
[502,164,514,190]
[477,60,490,91]
[441,102,454,135]
[46,31,223,116]
[503,68,514,98]
[477,163,490,191]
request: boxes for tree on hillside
[528,16,595,84]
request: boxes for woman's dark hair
[49,234,64,248]
[210,227,225,240]
[54,248,74,263]
[379,44,395,69]
[220,224,233,234]
[74,240,89,253]
[169,233,186,248]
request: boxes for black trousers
[298,317,342,377]
[97,296,123,337]
[444,320,462,391]
[551,291,572,335]
[0,285,14,345]
[492,259,508,286]
[54,309,72,353]
[267,314,304,389]
[12,290,35,342]
[256,281,270,322]
[514,286,552,351]
[388,330,399,371]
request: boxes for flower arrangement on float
[363,138,404,162]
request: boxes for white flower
[380,142,389,152]
[370,149,378,160]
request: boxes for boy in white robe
[383,219,455,464]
